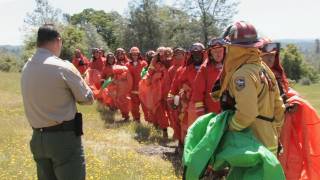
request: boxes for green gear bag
[183,111,285,180]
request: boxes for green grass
[293,83,320,113]
[0,72,181,180]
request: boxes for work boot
[175,141,184,155]
[122,116,129,122]
[134,118,140,123]
[163,128,168,139]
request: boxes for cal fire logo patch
[234,76,245,91]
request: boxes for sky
[0,0,319,45]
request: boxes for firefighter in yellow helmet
[216,21,285,154]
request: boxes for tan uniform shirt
[228,63,285,154]
[21,48,94,128]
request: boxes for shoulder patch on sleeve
[234,76,246,91]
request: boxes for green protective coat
[183,111,285,180]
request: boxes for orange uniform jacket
[168,64,206,142]
[141,60,170,128]
[109,65,133,118]
[72,54,90,75]
[167,58,185,140]
[89,57,105,73]
[198,61,222,114]
[126,60,148,120]
[279,89,320,180]
[101,64,114,80]
[126,60,148,94]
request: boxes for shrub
[299,77,311,86]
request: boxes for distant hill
[276,39,320,70]
[0,45,22,57]
[276,39,316,54]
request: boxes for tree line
[21,0,237,60]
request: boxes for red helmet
[129,47,140,54]
[222,21,262,47]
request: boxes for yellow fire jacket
[228,63,285,154]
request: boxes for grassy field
[292,83,320,113]
[0,72,181,180]
[0,72,319,180]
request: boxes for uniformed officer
[21,24,94,180]
[216,21,285,154]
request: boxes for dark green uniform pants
[30,130,85,180]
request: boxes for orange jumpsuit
[116,56,129,66]
[144,60,171,129]
[168,64,206,143]
[199,61,222,114]
[108,65,133,119]
[167,58,185,141]
[89,57,105,73]
[126,60,148,121]
[99,63,115,107]
[101,64,114,80]
[84,69,102,99]
[265,52,320,179]
[140,64,152,123]
[72,54,90,75]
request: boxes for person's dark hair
[37,24,61,47]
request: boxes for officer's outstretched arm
[229,71,258,131]
[61,64,94,105]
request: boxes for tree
[21,34,37,63]
[281,44,319,83]
[60,25,88,61]
[70,9,124,50]
[22,25,89,62]
[179,0,238,45]
[24,0,62,30]
[82,23,109,53]
[124,0,162,52]
[0,52,20,72]
[157,6,201,49]
[282,44,305,81]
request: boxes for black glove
[79,60,84,66]
[285,103,298,113]
[211,78,221,93]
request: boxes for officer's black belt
[33,119,76,132]
[256,115,275,122]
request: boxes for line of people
[71,43,224,144]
